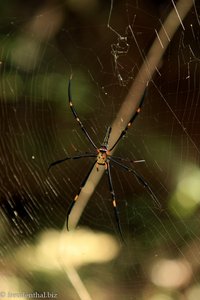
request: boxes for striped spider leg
[68,77,98,150]
[109,90,146,151]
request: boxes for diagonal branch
[67,0,195,230]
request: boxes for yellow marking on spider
[74,195,79,201]
[76,117,80,122]
[128,122,131,127]
[137,107,141,113]
[69,102,73,107]
[113,200,117,207]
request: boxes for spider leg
[111,156,145,164]
[66,161,96,230]
[106,160,125,243]
[48,153,96,171]
[103,126,112,147]
[110,157,161,209]
[109,90,146,151]
[68,78,98,150]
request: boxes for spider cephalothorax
[49,78,158,242]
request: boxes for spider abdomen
[96,146,110,169]
[97,151,107,165]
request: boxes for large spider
[49,78,158,241]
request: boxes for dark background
[0,0,200,299]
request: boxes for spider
[49,78,158,242]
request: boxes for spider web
[1,0,200,299]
